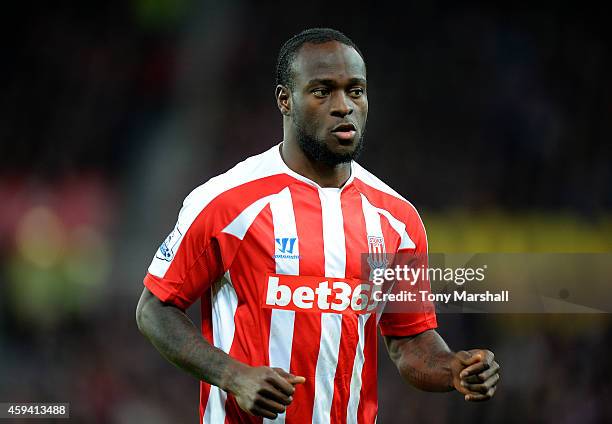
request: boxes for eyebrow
[306,77,367,87]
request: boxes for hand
[228,364,306,419]
[451,349,499,402]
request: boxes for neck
[280,138,352,189]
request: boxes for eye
[312,88,330,98]
[349,88,365,97]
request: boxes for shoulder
[352,161,428,251]
[351,161,423,224]
[180,144,294,214]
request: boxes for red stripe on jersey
[285,183,325,423]
[328,185,369,423]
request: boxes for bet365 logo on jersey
[263,274,378,314]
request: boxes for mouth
[331,122,357,142]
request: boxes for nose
[330,91,353,117]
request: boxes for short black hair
[276,28,364,89]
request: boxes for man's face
[289,41,368,166]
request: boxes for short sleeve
[378,205,438,337]
[143,190,226,310]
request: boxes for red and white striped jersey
[144,143,437,424]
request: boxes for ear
[275,85,291,116]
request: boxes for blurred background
[1,0,611,422]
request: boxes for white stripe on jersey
[222,194,275,240]
[312,188,346,423]
[360,193,415,251]
[265,187,298,424]
[377,208,415,250]
[360,193,384,240]
[203,271,238,424]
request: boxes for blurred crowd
[1,1,610,422]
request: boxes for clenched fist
[227,364,306,419]
[451,349,500,402]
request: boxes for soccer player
[136,28,500,423]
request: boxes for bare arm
[136,287,304,418]
[384,329,455,392]
[384,329,500,401]
[136,287,237,388]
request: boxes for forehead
[291,41,366,85]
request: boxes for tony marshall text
[374,290,510,303]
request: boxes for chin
[327,136,356,148]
